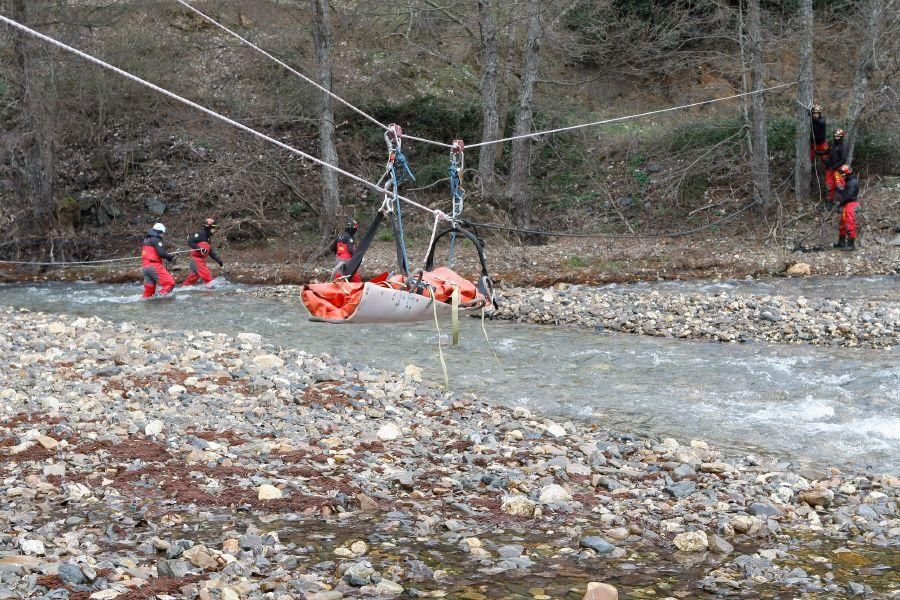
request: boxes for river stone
[35,435,58,450]
[182,545,218,569]
[344,562,374,586]
[749,502,784,518]
[674,530,708,552]
[144,420,164,436]
[157,559,193,578]
[583,582,618,600]
[252,354,284,370]
[376,423,401,441]
[57,562,85,585]
[356,493,379,512]
[257,484,283,500]
[501,494,536,517]
[799,488,834,508]
[374,580,404,597]
[221,588,239,600]
[664,481,696,498]
[20,540,45,556]
[539,484,571,503]
[579,536,616,555]
[566,462,592,477]
[707,533,734,555]
[236,332,263,344]
[856,505,878,521]
[786,262,811,276]
[544,421,566,438]
[497,544,524,559]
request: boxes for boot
[833,236,847,249]
[842,238,856,251]
[142,284,156,298]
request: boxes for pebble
[0,308,894,599]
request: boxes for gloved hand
[168,255,177,265]
[216,259,224,268]
[200,247,209,256]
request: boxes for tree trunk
[845,0,884,164]
[744,0,773,210]
[506,0,543,232]
[311,0,341,235]
[476,0,499,201]
[7,0,57,247]
[793,0,814,199]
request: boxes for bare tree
[311,0,341,235]
[5,0,59,253]
[744,0,773,210]
[794,0,814,199]
[506,0,543,231]
[476,0,500,201]
[845,0,885,164]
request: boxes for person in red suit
[332,219,362,283]
[833,164,860,251]
[182,218,223,287]
[141,223,176,298]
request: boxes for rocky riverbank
[1,308,898,599]
[492,283,899,349]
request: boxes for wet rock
[707,533,734,555]
[580,536,616,555]
[749,502,784,518]
[344,562,374,586]
[673,530,708,552]
[374,580,404,597]
[497,544,524,559]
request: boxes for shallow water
[0,276,897,472]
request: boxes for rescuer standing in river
[181,218,224,287]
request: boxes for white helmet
[152,223,166,234]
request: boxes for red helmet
[833,129,845,140]
[838,164,852,175]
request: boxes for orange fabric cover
[301,267,482,321]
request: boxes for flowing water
[0,276,897,472]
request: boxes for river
[0,275,897,473]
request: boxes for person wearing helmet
[809,105,829,164]
[825,129,849,201]
[331,219,361,283]
[182,218,224,287]
[833,164,860,250]
[141,223,176,298]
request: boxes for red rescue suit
[141,230,176,298]
[837,173,860,240]
[825,139,848,202]
[182,241,214,286]
[333,231,361,283]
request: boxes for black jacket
[838,174,859,205]
[811,115,827,145]
[826,139,849,170]
[142,230,174,261]
[187,226,222,264]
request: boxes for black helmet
[345,219,359,233]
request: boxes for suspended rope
[447,139,465,267]
[0,15,448,226]
[468,198,762,239]
[378,124,416,277]
[467,81,799,149]
[0,250,191,268]
[171,0,452,148]
[172,0,387,133]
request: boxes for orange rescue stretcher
[301,225,495,324]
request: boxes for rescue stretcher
[301,225,495,325]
